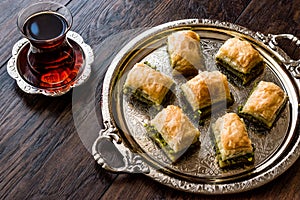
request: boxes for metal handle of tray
[92,120,150,173]
[267,33,300,80]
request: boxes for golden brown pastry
[167,30,203,76]
[149,105,200,162]
[212,113,254,168]
[181,71,233,119]
[239,81,288,128]
[215,37,264,85]
[123,62,174,106]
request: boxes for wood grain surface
[0,0,299,199]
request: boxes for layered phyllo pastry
[148,105,200,162]
[212,113,254,168]
[239,81,288,128]
[215,37,264,85]
[123,62,174,106]
[167,30,203,76]
[181,71,233,120]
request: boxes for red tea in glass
[17,2,84,90]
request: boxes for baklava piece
[212,113,254,169]
[148,105,200,162]
[181,71,233,121]
[123,62,174,106]
[167,30,203,76]
[215,37,264,85]
[239,81,288,128]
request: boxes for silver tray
[92,19,300,194]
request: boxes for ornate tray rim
[93,19,300,194]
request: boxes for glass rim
[17,1,73,42]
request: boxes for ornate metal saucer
[92,19,300,194]
[7,31,94,96]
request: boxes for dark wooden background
[1,0,300,199]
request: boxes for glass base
[7,31,94,96]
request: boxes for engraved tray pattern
[94,19,300,194]
[121,44,290,177]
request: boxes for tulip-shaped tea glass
[16,2,85,93]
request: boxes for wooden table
[1,0,300,199]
